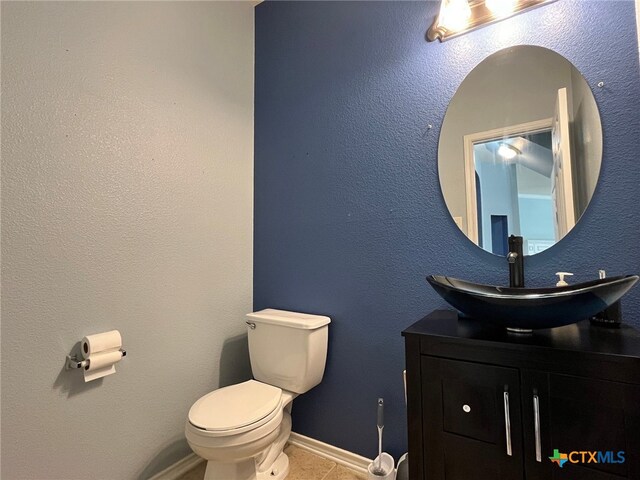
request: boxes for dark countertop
[403,309,640,361]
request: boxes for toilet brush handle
[377,398,384,472]
[377,426,383,469]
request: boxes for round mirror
[438,45,602,256]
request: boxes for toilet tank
[246,309,330,394]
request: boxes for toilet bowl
[186,380,297,480]
[185,309,330,480]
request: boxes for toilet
[185,309,331,480]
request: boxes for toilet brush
[371,398,385,475]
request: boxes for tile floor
[176,444,366,480]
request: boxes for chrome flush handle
[504,389,512,456]
[246,321,256,329]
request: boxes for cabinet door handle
[503,391,512,456]
[533,394,541,462]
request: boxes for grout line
[320,464,337,480]
[288,444,337,480]
[288,442,367,480]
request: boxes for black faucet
[507,235,524,288]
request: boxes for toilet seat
[188,380,282,436]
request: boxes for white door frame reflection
[462,87,577,256]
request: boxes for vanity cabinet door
[421,356,524,480]
[521,370,640,480]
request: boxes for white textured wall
[1,2,254,479]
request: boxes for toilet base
[204,458,256,480]
[203,453,289,480]
[257,452,289,480]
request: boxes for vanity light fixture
[435,0,472,33]
[497,143,521,160]
[427,0,557,42]
[485,0,517,17]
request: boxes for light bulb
[497,143,520,160]
[485,0,518,17]
[440,0,472,32]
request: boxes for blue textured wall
[254,0,640,459]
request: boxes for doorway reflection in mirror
[473,131,555,256]
[437,46,603,257]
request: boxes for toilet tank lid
[247,309,331,329]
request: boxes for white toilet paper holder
[66,349,127,370]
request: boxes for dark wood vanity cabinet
[403,310,640,480]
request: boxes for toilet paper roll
[81,330,122,359]
[83,349,123,383]
[86,349,123,371]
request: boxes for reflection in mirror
[438,46,602,256]
[473,129,555,256]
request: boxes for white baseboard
[147,453,204,480]
[147,433,371,479]
[288,432,372,475]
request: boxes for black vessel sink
[427,274,639,331]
